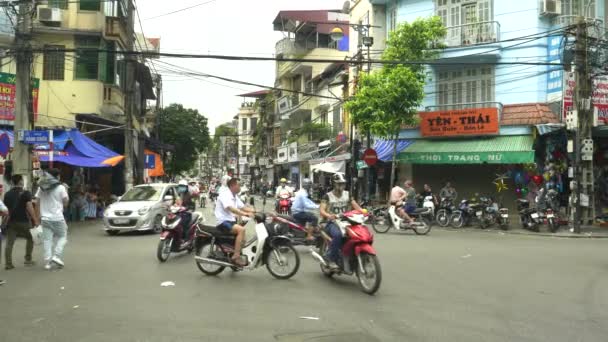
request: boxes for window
[562,0,595,17]
[49,0,68,9]
[436,67,494,107]
[75,36,100,80]
[241,145,247,156]
[43,45,65,80]
[436,0,494,46]
[332,106,341,133]
[100,40,116,84]
[104,0,127,17]
[80,0,101,11]
[389,6,397,32]
[250,118,257,131]
[242,118,247,131]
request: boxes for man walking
[4,175,38,270]
[35,169,69,270]
[0,185,9,285]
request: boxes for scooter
[277,193,292,215]
[194,215,300,279]
[156,205,202,262]
[270,214,321,246]
[435,197,457,227]
[310,210,382,295]
[370,204,433,235]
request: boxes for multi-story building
[0,1,158,195]
[360,0,604,208]
[272,10,350,188]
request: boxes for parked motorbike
[194,215,300,279]
[517,198,542,231]
[435,197,456,227]
[156,205,202,262]
[450,198,485,228]
[370,203,433,235]
[518,188,561,232]
[310,210,382,295]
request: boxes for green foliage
[213,123,237,148]
[158,103,210,175]
[289,122,333,142]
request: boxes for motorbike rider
[403,180,417,216]
[275,178,294,211]
[291,178,319,243]
[390,181,415,224]
[214,177,255,266]
[319,173,363,270]
[175,180,195,240]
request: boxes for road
[1,199,607,341]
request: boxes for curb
[435,226,608,239]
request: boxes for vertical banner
[562,72,608,125]
[0,72,40,122]
[547,35,564,103]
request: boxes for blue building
[360,0,605,209]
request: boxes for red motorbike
[311,210,382,295]
[156,205,202,262]
[277,193,292,215]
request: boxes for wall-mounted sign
[277,146,288,163]
[419,107,499,137]
[287,142,298,162]
[563,72,608,125]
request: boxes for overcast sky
[137,0,346,131]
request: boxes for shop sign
[309,153,351,165]
[277,146,288,163]
[563,72,608,125]
[419,107,499,137]
[0,72,39,122]
[287,142,298,162]
[21,130,49,144]
[399,151,534,164]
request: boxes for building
[272,9,350,189]
[0,1,158,196]
[359,0,604,212]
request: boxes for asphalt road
[1,200,607,342]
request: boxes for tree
[344,17,446,192]
[158,103,210,175]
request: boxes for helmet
[280,178,287,183]
[332,173,347,184]
[178,180,188,186]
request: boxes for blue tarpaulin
[38,129,123,167]
[373,139,415,161]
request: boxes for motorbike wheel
[436,209,450,227]
[195,242,225,276]
[370,211,391,234]
[265,244,300,279]
[450,211,465,228]
[499,218,509,230]
[356,253,382,295]
[548,218,559,233]
[156,238,172,262]
[318,241,334,278]
[413,217,432,235]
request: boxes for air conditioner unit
[38,7,62,23]
[540,0,561,17]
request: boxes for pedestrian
[4,175,39,270]
[35,169,69,270]
[0,184,9,285]
[440,181,458,200]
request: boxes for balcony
[101,85,125,116]
[104,16,128,45]
[443,21,500,47]
[553,15,604,38]
[276,38,300,56]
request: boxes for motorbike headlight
[138,206,151,216]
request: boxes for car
[102,183,178,236]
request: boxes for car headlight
[104,206,112,217]
[138,206,151,216]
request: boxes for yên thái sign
[419,107,499,137]
[0,72,40,122]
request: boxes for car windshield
[120,186,165,202]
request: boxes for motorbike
[435,197,457,227]
[370,203,433,235]
[239,186,249,206]
[421,195,436,216]
[476,196,509,229]
[310,210,382,295]
[277,193,292,215]
[517,198,543,231]
[156,205,202,262]
[450,198,485,228]
[269,214,324,246]
[518,188,561,232]
[193,215,300,279]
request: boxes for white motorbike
[370,204,433,235]
[422,195,435,216]
[194,215,300,279]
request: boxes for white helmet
[178,179,188,186]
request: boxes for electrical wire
[143,0,217,21]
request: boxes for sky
[137,0,346,132]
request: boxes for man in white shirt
[214,178,255,266]
[35,169,69,270]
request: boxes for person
[35,169,69,270]
[319,173,362,270]
[0,184,10,284]
[84,186,98,219]
[214,178,255,266]
[218,174,232,195]
[275,178,293,199]
[291,178,319,243]
[403,180,417,216]
[4,175,39,270]
[419,184,438,207]
[389,181,415,224]
[69,186,87,222]
[440,181,458,200]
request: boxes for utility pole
[124,0,136,190]
[14,0,34,188]
[572,17,594,233]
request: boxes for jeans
[292,211,318,226]
[324,222,343,263]
[4,221,33,265]
[42,220,68,261]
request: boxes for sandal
[231,256,247,267]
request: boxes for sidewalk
[437,224,608,238]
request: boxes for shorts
[404,204,416,214]
[292,212,319,226]
[217,221,236,232]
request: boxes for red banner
[0,72,39,121]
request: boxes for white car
[103,183,178,235]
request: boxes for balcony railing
[553,15,604,38]
[443,21,500,47]
[276,38,298,56]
